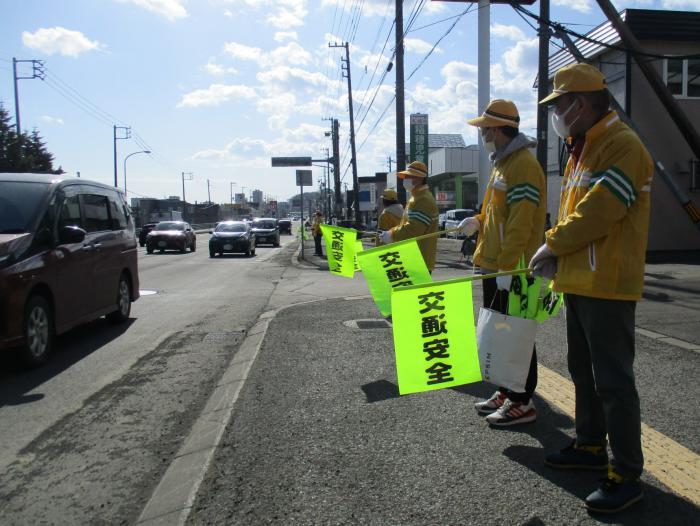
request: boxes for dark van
[0,174,140,366]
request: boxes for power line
[508,1,700,61]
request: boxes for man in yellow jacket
[380,161,438,271]
[376,188,404,246]
[530,63,652,514]
[311,210,323,256]
[461,99,546,427]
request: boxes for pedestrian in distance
[460,99,546,426]
[377,188,403,245]
[380,161,439,272]
[311,210,323,256]
[530,62,653,514]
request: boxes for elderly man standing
[459,99,546,426]
[530,63,653,513]
[380,161,438,272]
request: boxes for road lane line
[537,365,700,506]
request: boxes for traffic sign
[296,170,312,186]
[271,156,312,167]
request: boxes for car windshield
[216,223,246,232]
[453,210,473,221]
[0,181,49,233]
[155,222,185,231]
[253,220,276,229]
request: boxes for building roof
[547,9,700,79]
[428,134,466,148]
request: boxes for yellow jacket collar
[582,110,620,143]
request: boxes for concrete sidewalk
[183,242,699,524]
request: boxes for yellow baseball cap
[539,63,607,105]
[467,99,520,128]
[382,188,398,200]
[398,160,428,179]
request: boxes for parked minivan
[0,173,140,366]
[444,208,476,238]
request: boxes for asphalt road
[1,231,697,525]
[0,231,299,525]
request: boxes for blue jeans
[565,294,643,478]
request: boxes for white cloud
[117,0,188,21]
[552,0,592,13]
[221,0,308,28]
[40,115,64,125]
[491,24,527,42]
[274,31,298,42]
[223,42,262,62]
[203,61,238,76]
[223,41,311,67]
[404,38,441,55]
[22,27,101,57]
[192,137,268,161]
[177,84,257,107]
[661,0,700,10]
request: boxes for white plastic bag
[476,307,537,392]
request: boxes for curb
[135,310,276,525]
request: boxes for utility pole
[113,125,131,188]
[477,0,491,204]
[395,0,406,204]
[207,179,211,203]
[230,181,237,204]
[329,42,360,222]
[387,156,395,173]
[536,0,550,173]
[182,171,193,203]
[332,119,341,218]
[12,58,45,135]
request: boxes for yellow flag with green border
[319,224,357,278]
[391,278,482,395]
[357,239,432,316]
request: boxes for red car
[0,173,139,366]
[146,221,196,253]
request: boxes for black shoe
[585,473,643,513]
[545,439,609,470]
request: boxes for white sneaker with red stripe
[485,398,536,426]
[474,390,507,415]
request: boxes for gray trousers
[565,294,643,478]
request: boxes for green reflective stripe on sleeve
[507,183,540,205]
[408,210,432,225]
[591,167,636,208]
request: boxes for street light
[123,150,150,198]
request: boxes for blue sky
[1,0,698,204]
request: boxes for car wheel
[251,246,256,256]
[106,273,131,324]
[180,243,187,253]
[146,245,153,254]
[209,250,215,258]
[140,242,145,247]
[159,249,165,253]
[245,245,252,257]
[191,242,196,252]
[22,295,53,367]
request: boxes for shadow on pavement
[361,379,399,403]
[0,318,135,408]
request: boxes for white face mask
[551,99,581,139]
[403,178,413,192]
[484,140,497,153]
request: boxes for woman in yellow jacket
[460,99,546,427]
[530,63,652,514]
